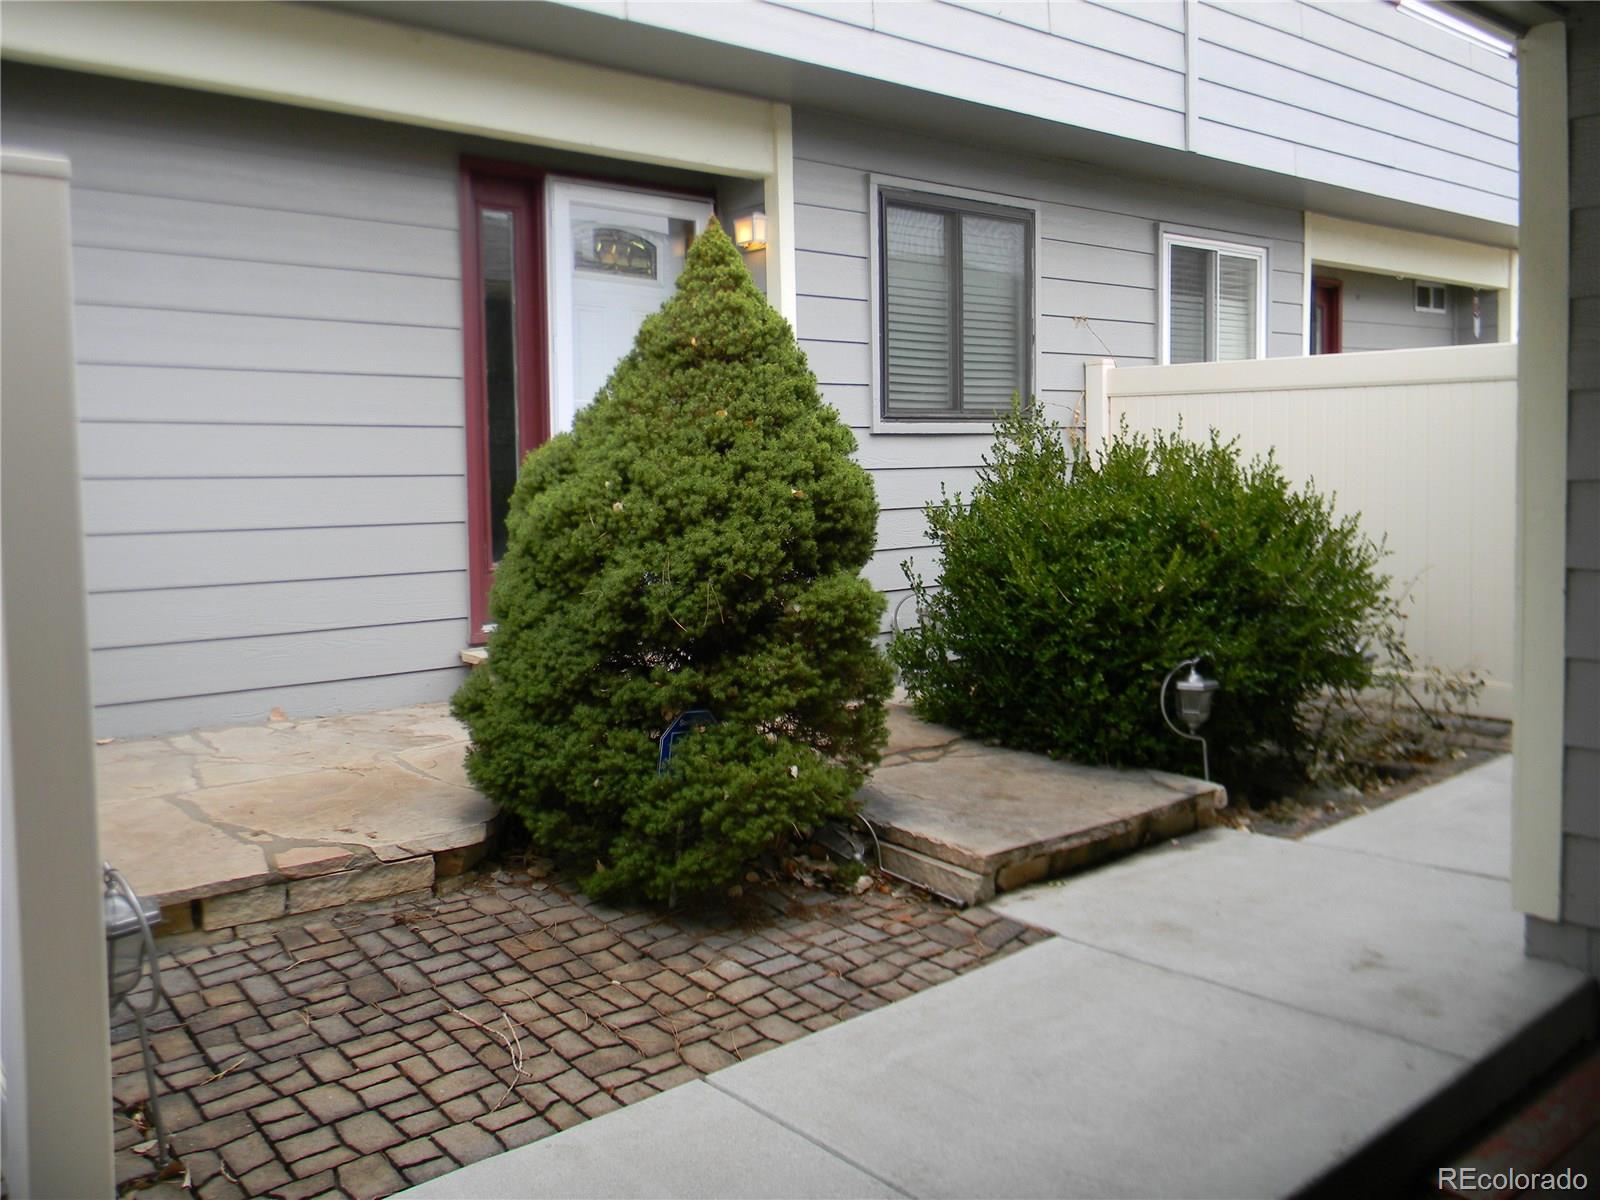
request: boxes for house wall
[1568,6,1600,967]
[1192,1,1517,225]
[1,66,475,737]
[1317,268,1498,353]
[1527,6,1600,976]
[0,61,1512,737]
[587,0,1188,150]
[545,0,1518,227]
[787,109,1305,624]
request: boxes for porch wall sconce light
[1161,657,1220,781]
[732,209,768,252]
[105,863,170,1166]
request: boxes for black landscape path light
[1161,657,1220,782]
[104,863,169,1166]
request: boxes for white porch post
[1511,22,1569,922]
[1083,359,1115,457]
[764,103,799,325]
[0,149,116,1197]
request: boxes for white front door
[546,181,714,434]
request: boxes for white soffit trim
[1305,213,1514,291]
[0,0,780,179]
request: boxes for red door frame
[458,159,720,644]
[459,166,549,643]
[1312,276,1343,355]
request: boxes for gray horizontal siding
[75,307,461,376]
[647,0,1189,148]
[73,248,462,327]
[86,574,468,649]
[6,117,458,226]
[86,526,467,593]
[792,109,1305,627]
[1563,835,1600,929]
[68,189,459,276]
[871,1,1187,103]
[1195,1,1517,225]
[80,477,466,535]
[75,366,463,426]
[92,670,466,740]
[589,0,1512,221]
[3,66,469,735]
[1569,749,1600,840]
[92,621,465,707]
[77,426,465,481]
[1198,4,1517,145]
[1538,6,1600,976]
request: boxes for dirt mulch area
[113,863,1048,1200]
[1223,712,1513,839]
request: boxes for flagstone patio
[97,701,1225,933]
[96,705,498,931]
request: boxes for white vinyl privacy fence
[1085,343,1517,719]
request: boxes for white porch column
[1511,22,1570,922]
[1083,359,1115,457]
[1,149,115,1198]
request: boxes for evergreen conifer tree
[452,219,892,901]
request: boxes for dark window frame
[876,187,1034,422]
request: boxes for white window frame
[867,174,1041,435]
[1158,230,1270,366]
[1414,281,1449,314]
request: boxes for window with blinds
[881,190,1032,419]
[1161,234,1265,364]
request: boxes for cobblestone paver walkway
[113,862,1048,1199]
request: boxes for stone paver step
[862,704,1225,906]
[875,842,990,906]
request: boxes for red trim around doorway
[1312,277,1343,355]
[459,165,549,644]
[457,157,719,645]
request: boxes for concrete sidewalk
[398,757,1597,1199]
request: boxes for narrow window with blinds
[880,190,1032,419]
[1161,235,1266,364]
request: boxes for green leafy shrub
[890,405,1388,795]
[452,219,893,902]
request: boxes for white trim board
[0,2,799,324]
[1305,213,1514,291]
[0,1,782,179]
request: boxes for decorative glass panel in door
[462,174,542,643]
[546,182,713,435]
